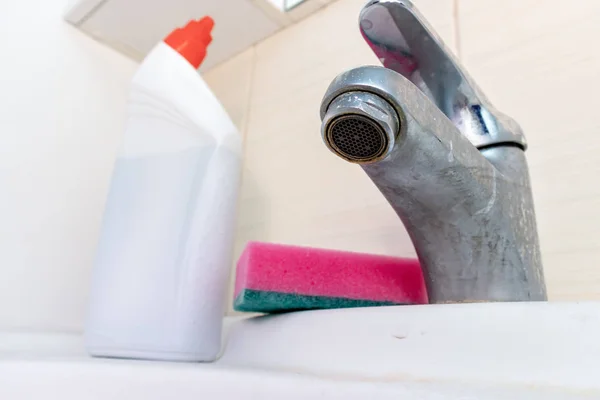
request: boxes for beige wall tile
[203,0,455,312]
[222,0,456,312]
[459,0,600,299]
[240,0,455,248]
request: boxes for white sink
[2,302,599,399]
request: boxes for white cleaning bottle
[85,17,242,362]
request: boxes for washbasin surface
[2,302,600,399]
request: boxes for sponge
[233,241,428,313]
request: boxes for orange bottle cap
[164,16,214,69]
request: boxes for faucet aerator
[321,91,400,164]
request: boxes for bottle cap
[164,16,214,69]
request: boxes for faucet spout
[319,0,547,303]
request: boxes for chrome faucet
[319,0,546,303]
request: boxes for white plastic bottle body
[85,43,242,361]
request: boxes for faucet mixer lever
[360,0,525,151]
[320,0,546,303]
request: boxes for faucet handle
[359,0,526,150]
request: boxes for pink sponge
[234,241,428,313]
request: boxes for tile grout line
[453,0,462,59]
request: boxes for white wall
[0,1,138,331]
